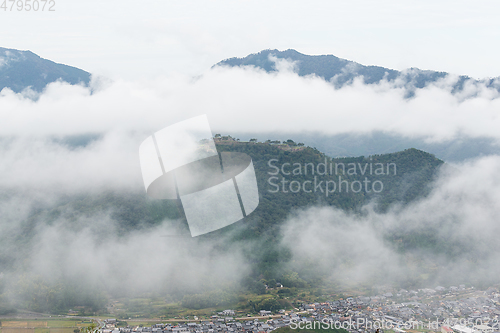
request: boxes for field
[0,319,94,333]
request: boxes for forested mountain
[0,47,91,93]
[17,139,443,240]
[0,138,445,314]
[216,49,500,93]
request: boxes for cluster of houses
[295,285,500,333]
[102,318,288,333]
[101,286,500,333]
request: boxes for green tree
[81,323,99,333]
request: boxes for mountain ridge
[215,48,500,94]
[0,47,91,93]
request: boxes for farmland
[0,319,95,333]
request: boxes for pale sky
[2,0,500,80]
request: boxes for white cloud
[281,155,500,287]
[1,63,500,296]
[1,64,500,142]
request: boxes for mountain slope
[0,47,91,93]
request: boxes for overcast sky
[2,0,500,79]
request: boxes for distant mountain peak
[215,49,500,95]
[0,47,91,93]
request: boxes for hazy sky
[2,0,500,79]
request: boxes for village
[101,286,500,333]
